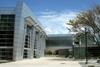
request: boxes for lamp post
[81,26,89,64]
[81,26,94,64]
[72,43,75,58]
[85,27,88,64]
[81,27,88,64]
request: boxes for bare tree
[68,5,100,46]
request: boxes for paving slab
[0,57,82,67]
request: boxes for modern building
[0,1,46,61]
[46,34,73,57]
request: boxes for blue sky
[0,0,100,34]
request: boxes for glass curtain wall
[23,25,33,58]
[0,14,15,60]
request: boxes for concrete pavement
[0,57,82,67]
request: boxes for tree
[68,5,100,46]
[68,11,100,33]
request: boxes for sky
[0,0,100,34]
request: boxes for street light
[82,25,96,64]
[81,26,90,64]
[85,27,88,64]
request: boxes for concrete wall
[13,2,46,60]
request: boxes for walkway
[0,57,82,67]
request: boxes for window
[24,25,33,48]
[0,14,15,47]
[23,50,28,58]
[0,48,13,60]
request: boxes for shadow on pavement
[47,58,67,61]
[79,61,100,67]
[46,57,74,61]
[0,60,13,64]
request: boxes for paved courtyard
[0,57,82,67]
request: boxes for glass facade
[46,35,73,47]
[0,14,15,60]
[23,25,33,58]
[33,31,39,58]
[23,50,28,58]
[24,25,32,48]
[0,49,13,60]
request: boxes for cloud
[38,10,78,34]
